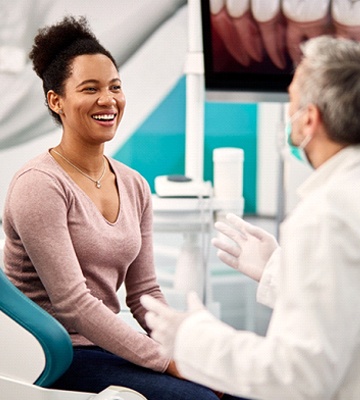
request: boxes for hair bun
[29,16,96,78]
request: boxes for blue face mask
[286,121,305,162]
[286,108,313,165]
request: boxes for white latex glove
[141,291,205,358]
[211,213,279,281]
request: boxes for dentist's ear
[47,90,63,115]
[303,104,322,137]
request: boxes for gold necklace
[52,149,106,189]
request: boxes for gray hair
[297,35,360,144]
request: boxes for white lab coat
[174,145,360,400]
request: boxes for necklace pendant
[96,181,101,189]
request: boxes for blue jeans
[49,346,248,400]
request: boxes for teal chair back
[0,268,73,387]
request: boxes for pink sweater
[3,151,170,372]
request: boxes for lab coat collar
[297,145,360,199]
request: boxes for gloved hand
[141,291,205,358]
[211,213,279,282]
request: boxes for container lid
[213,147,244,161]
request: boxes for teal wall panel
[204,102,257,213]
[114,77,186,188]
[113,76,257,213]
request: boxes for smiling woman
[1,15,242,400]
[47,53,125,154]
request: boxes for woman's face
[58,53,126,145]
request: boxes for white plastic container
[213,147,245,220]
[213,147,244,199]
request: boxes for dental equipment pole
[173,0,210,305]
[184,0,205,183]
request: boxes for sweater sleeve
[4,168,170,372]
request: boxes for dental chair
[0,260,147,400]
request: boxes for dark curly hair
[29,16,118,125]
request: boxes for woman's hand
[165,360,183,379]
[166,360,224,398]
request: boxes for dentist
[142,35,360,400]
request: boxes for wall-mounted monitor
[201,0,360,103]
